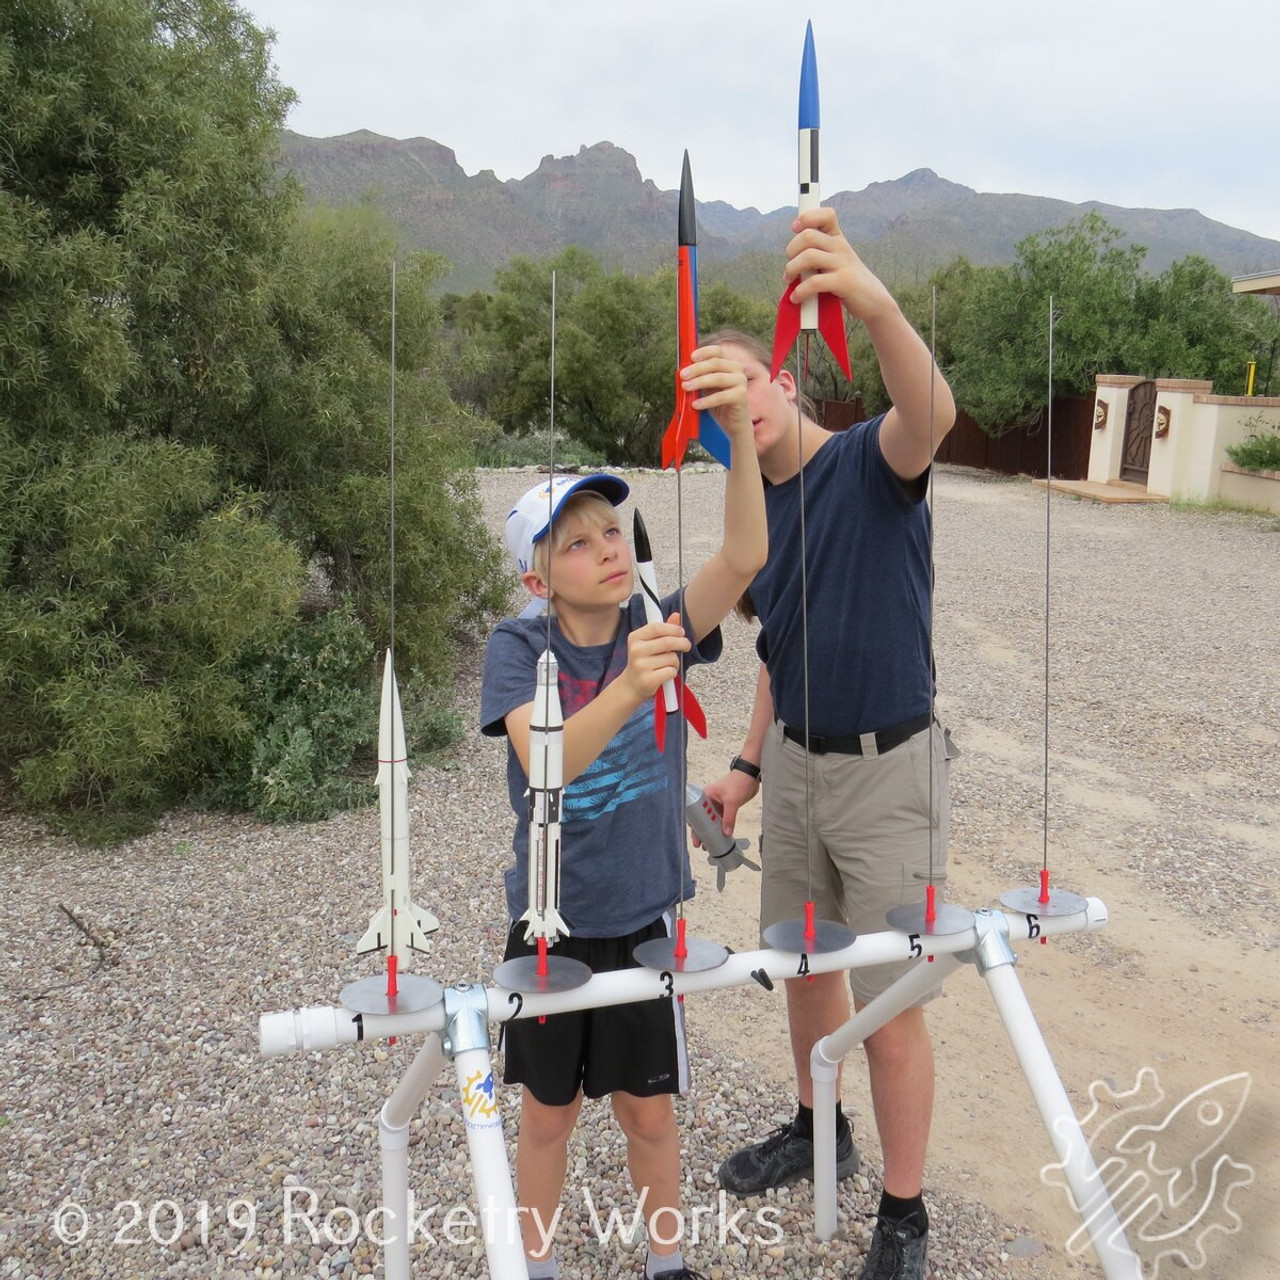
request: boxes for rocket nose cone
[677,151,697,248]
[798,22,820,130]
[632,509,654,562]
[379,648,408,763]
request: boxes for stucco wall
[1089,377,1280,501]
[1219,463,1280,514]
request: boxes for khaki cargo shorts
[759,718,958,1005]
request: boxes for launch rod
[260,900,1107,1057]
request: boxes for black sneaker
[650,1270,708,1280]
[717,1118,860,1195]
[856,1215,928,1280]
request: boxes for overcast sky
[239,0,1280,248]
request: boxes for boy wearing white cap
[480,347,765,1280]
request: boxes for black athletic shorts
[499,915,689,1108]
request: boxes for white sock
[526,1254,558,1280]
[646,1246,684,1278]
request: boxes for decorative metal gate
[1120,380,1157,483]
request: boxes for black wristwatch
[730,754,761,782]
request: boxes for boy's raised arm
[783,207,956,481]
[678,347,768,642]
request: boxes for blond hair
[530,490,618,583]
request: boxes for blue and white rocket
[770,21,852,381]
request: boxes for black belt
[781,713,932,756]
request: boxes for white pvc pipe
[811,1055,840,1243]
[984,963,1141,1280]
[810,954,965,1240]
[260,903,1108,1057]
[451,1045,527,1280]
[379,1035,448,1280]
[380,1109,412,1280]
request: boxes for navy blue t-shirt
[481,593,721,937]
[751,417,933,736]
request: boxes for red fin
[771,278,852,381]
[818,292,852,380]
[662,380,697,471]
[653,690,667,752]
[677,677,707,738]
[770,279,802,380]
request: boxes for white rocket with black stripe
[521,648,569,942]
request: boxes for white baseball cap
[505,473,630,574]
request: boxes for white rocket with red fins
[770,21,853,383]
[357,650,440,987]
[632,509,706,752]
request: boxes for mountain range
[279,130,1280,297]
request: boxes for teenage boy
[703,206,958,1280]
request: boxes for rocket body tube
[770,21,851,382]
[797,21,821,332]
[521,648,568,942]
[633,511,678,714]
[359,649,439,961]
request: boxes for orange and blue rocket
[661,151,732,471]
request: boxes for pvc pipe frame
[375,1013,527,1280]
[808,909,1140,1279]
[811,952,965,1243]
[380,1037,447,1280]
[260,902,1112,1279]
[259,901,1109,1057]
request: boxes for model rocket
[770,21,852,382]
[358,650,440,991]
[633,510,707,752]
[520,649,569,943]
[685,784,760,892]
[661,151,732,471]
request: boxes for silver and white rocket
[358,649,440,968]
[520,648,569,943]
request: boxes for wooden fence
[819,396,1095,480]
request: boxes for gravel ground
[3,465,1277,1280]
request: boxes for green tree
[464,250,776,466]
[0,1,506,834]
[945,214,1147,430]
[247,204,508,685]
[1,436,304,826]
[1131,256,1280,393]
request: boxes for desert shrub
[1226,416,1280,472]
[210,607,374,822]
[1,436,305,834]
[0,6,508,837]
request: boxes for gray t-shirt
[481,592,722,937]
